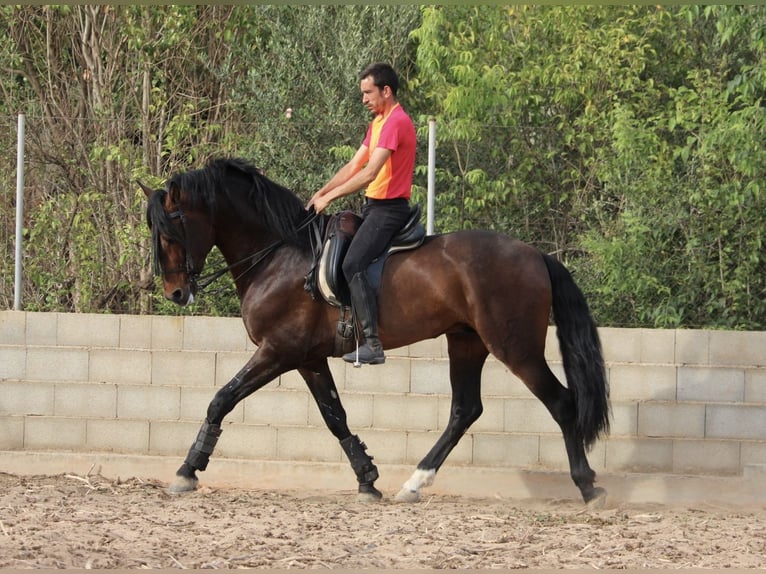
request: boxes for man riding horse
[307,63,416,366]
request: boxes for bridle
[161,208,201,288]
[157,203,321,296]
[158,205,282,296]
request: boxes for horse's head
[140,180,215,306]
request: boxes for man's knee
[342,260,363,283]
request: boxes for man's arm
[309,145,392,213]
[307,144,368,209]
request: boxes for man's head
[359,63,399,97]
[359,63,399,115]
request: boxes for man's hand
[305,191,322,211]
[312,193,333,214]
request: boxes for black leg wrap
[340,434,379,484]
[184,421,222,471]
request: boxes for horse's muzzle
[166,286,195,306]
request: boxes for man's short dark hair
[360,63,399,97]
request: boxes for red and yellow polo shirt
[362,104,416,200]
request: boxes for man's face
[360,76,387,115]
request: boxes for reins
[193,241,283,294]
[188,208,321,297]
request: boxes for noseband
[162,207,202,293]
[158,204,239,294]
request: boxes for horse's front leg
[169,347,287,493]
[299,361,382,502]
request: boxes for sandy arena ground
[0,471,764,570]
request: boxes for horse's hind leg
[299,360,382,502]
[396,332,488,502]
[516,360,605,505]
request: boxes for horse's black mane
[148,157,314,248]
[145,158,316,274]
[146,185,183,275]
[182,158,309,240]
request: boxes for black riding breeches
[342,198,411,282]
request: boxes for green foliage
[0,5,420,316]
[228,6,420,201]
[578,6,766,328]
[1,5,765,329]
[410,5,766,329]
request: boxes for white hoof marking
[395,488,420,503]
[396,468,436,503]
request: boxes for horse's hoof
[357,490,382,503]
[167,475,199,494]
[395,488,420,503]
[585,487,607,509]
[357,483,383,503]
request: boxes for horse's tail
[542,253,610,449]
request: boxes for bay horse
[141,157,610,505]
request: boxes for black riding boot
[343,272,385,365]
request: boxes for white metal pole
[14,113,25,311]
[427,117,436,235]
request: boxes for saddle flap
[317,211,360,306]
[316,205,425,307]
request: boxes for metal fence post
[427,117,436,236]
[14,113,25,311]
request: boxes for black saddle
[308,204,426,307]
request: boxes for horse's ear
[137,180,154,198]
[167,182,182,206]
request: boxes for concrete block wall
[1,310,765,477]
